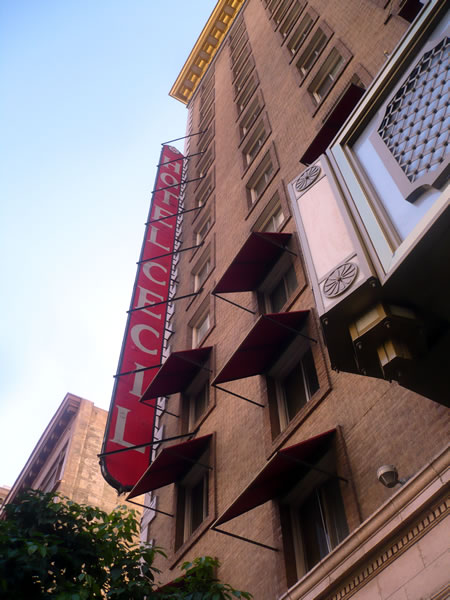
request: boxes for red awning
[140,347,212,401]
[213,232,292,294]
[127,434,212,499]
[214,430,335,526]
[300,84,365,165]
[213,311,309,385]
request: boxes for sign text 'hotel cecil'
[101,145,184,492]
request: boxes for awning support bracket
[158,151,204,167]
[98,431,198,458]
[212,292,256,315]
[279,454,348,483]
[166,449,213,471]
[152,176,204,194]
[162,130,207,145]
[127,290,203,313]
[140,401,179,419]
[146,204,204,226]
[137,242,205,265]
[262,314,317,344]
[212,526,279,552]
[126,499,174,518]
[253,231,297,257]
[114,363,163,379]
[212,384,265,408]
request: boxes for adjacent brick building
[4,393,139,515]
[111,1,449,598]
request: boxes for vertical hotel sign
[101,145,184,492]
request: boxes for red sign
[101,145,184,492]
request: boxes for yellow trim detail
[169,0,245,104]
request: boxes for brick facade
[141,1,449,598]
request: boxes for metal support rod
[145,204,204,226]
[279,454,348,483]
[162,131,207,145]
[157,151,204,167]
[212,384,265,408]
[152,176,204,194]
[98,431,197,458]
[140,401,179,419]
[137,242,204,265]
[126,499,174,518]
[262,314,317,344]
[114,363,163,379]
[127,290,203,313]
[176,353,212,373]
[212,292,256,315]
[166,449,212,471]
[212,527,279,552]
[253,231,297,257]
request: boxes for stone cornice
[169,0,245,104]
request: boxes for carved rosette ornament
[295,165,321,192]
[323,262,358,298]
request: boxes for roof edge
[169,0,245,105]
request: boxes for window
[252,190,286,232]
[192,312,211,347]
[184,372,210,431]
[175,451,210,549]
[230,32,248,66]
[199,103,215,133]
[193,257,211,292]
[273,0,291,26]
[262,204,285,232]
[267,0,281,13]
[281,452,348,584]
[194,172,214,207]
[295,27,329,77]
[237,73,259,113]
[275,347,319,427]
[239,93,263,139]
[232,45,251,80]
[40,443,68,493]
[308,47,347,104]
[234,57,255,96]
[242,117,269,167]
[267,263,298,312]
[247,152,276,205]
[279,1,304,39]
[197,144,214,179]
[195,214,212,245]
[287,12,315,55]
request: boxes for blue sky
[0,0,217,488]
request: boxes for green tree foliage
[0,490,251,600]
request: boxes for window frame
[251,186,290,233]
[280,449,349,585]
[245,144,279,209]
[285,9,318,61]
[236,71,259,115]
[294,22,333,82]
[307,41,352,106]
[174,447,212,552]
[278,0,306,42]
[241,112,271,172]
[238,89,265,142]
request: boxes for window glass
[280,2,303,39]
[193,312,210,347]
[287,14,314,55]
[311,48,345,102]
[296,28,328,76]
[296,478,348,572]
